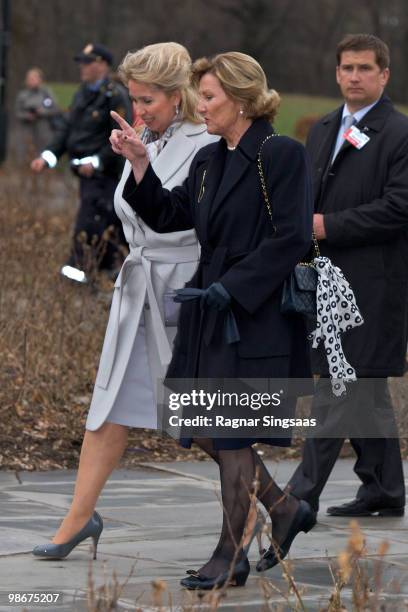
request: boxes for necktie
[332,114,355,163]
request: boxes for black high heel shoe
[180,555,250,590]
[185,514,264,580]
[256,500,316,572]
[185,511,265,578]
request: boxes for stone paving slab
[0,459,406,611]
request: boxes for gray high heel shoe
[243,515,265,556]
[32,511,103,560]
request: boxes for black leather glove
[202,282,231,311]
[173,282,239,343]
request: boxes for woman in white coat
[32,42,218,559]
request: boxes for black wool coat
[123,117,313,385]
[307,96,408,377]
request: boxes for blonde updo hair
[192,52,280,122]
[118,42,201,124]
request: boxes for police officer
[31,43,132,282]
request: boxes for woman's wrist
[131,155,150,184]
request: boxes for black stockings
[197,445,255,577]
[251,449,299,544]
[193,439,299,578]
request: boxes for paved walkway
[0,459,407,611]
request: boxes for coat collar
[198,117,273,229]
[319,95,394,168]
[180,121,209,137]
[152,122,200,185]
[322,94,393,132]
[354,94,394,132]
[215,117,274,203]
[234,116,274,160]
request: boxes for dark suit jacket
[123,117,313,381]
[307,95,408,376]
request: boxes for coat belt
[96,244,199,389]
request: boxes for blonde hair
[26,67,44,80]
[118,42,201,124]
[192,52,280,122]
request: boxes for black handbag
[257,134,320,316]
[280,263,317,315]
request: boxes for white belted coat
[86,122,218,430]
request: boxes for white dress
[86,122,218,431]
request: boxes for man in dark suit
[287,34,407,517]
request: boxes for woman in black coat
[111,52,315,589]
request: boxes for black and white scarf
[141,119,182,163]
[309,256,364,396]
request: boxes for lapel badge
[344,125,370,150]
[92,110,99,118]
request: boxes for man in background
[288,34,407,518]
[31,43,132,283]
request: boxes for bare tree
[7,0,408,110]
[204,0,294,62]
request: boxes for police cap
[74,43,113,66]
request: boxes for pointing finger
[110,110,134,133]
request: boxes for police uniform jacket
[46,77,132,176]
[307,95,408,377]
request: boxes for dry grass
[0,165,109,469]
[0,165,206,470]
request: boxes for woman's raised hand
[110,111,150,182]
[110,111,148,164]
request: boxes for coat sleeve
[220,137,313,314]
[43,87,88,158]
[122,162,195,233]
[43,108,72,158]
[324,138,408,246]
[15,91,31,121]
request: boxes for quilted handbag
[281,263,317,315]
[257,134,319,316]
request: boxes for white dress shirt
[331,98,380,162]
